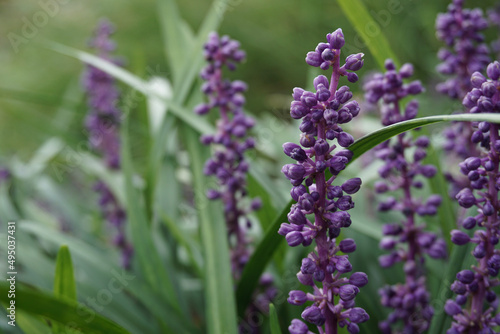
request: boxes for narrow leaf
[0,283,129,334]
[336,0,399,69]
[269,304,282,334]
[53,245,77,301]
[236,113,500,315]
[184,125,238,334]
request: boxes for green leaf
[236,113,500,316]
[183,125,238,334]
[269,304,282,334]
[349,114,500,161]
[53,245,77,300]
[121,107,184,314]
[53,245,77,333]
[236,201,292,316]
[0,283,130,334]
[16,311,52,334]
[336,0,399,69]
[157,0,192,84]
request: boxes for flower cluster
[436,0,490,100]
[194,32,262,279]
[364,59,448,333]
[437,0,491,173]
[83,19,133,269]
[446,62,500,333]
[279,28,369,334]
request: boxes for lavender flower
[364,59,447,333]
[280,28,369,334]
[83,19,133,269]
[446,62,500,333]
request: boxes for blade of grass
[121,108,184,314]
[53,245,77,333]
[183,124,238,334]
[336,0,399,69]
[0,283,130,334]
[269,304,282,334]
[236,113,500,315]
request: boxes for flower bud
[451,230,470,245]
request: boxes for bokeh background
[1,0,498,158]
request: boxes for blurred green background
[1,0,498,159]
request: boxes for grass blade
[0,283,130,334]
[269,304,282,334]
[183,124,238,334]
[53,245,77,300]
[336,0,399,68]
[236,113,500,316]
[53,245,77,333]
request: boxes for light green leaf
[336,0,399,69]
[183,125,238,334]
[269,304,282,334]
[53,245,77,333]
[53,245,77,301]
[0,283,130,334]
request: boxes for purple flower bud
[313,75,329,91]
[421,165,437,177]
[405,100,419,119]
[314,139,329,156]
[455,188,476,208]
[470,71,486,88]
[278,223,296,236]
[337,195,354,211]
[483,202,495,216]
[487,61,500,80]
[282,164,306,181]
[291,101,309,119]
[379,237,397,250]
[338,132,354,147]
[444,300,462,316]
[347,323,360,334]
[342,178,362,194]
[328,28,345,49]
[336,256,353,273]
[473,243,486,259]
[301,91,318,107]
[400,63,414,78]
[206,189,221,200]
[321,48,335,62]
[292,87,305,101]
[288,290,308,305]
[462,217,476,229]
[302,306,325,326]
[348,307,369,323]
[339,238,357,253]
[349,272,368,287]
[301,258,317,275]
[451,281,466,295]
[379,254,397,268]
[415,136,430,147]
[288,319,309,334]
[300,133,316,148]
[382,223,402,236]
[313,269,325,282]
[339,284,359,301]
[347,72,359,83]
[407,81,424,95]
[297,272,314,286]
[306,51,322,67]
[456,270,475,284]
[345,53,364,71]
[451,230,470,245]
[286,231,304,247]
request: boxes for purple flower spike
[195,32,273,332]
[447,61,500,333]
[83,20,133,269]
[282,29,368,333]
[363,60,446,333]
